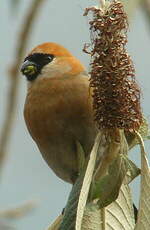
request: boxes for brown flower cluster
[84,1,142,131]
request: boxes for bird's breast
[24,76,96,182]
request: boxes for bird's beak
[21,60,38,77]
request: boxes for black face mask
[21,53,54,81]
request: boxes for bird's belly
[37,139,78,183]
[24,78,97,183]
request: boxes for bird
[21,42,98,184]
[21,42,138,220]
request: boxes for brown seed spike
[83,0,142,131]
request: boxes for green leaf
[134,132,150,230]
[46,183,136,230]
[124,158,140,184]
[92,154,128,208]
[91,130,130,208]
[127,116,149,150]
[59,133,102,230]
[82,183,135,230]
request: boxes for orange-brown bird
[21,42,138,220]
[21,42,97,184]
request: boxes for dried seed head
[84,1,142,131]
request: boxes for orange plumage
[21,42,97,183]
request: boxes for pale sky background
[0,0,150,230]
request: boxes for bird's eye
[45,55,54,62]
[42,54,54,66]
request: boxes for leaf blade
[134,132,150,230]
[59,133,101,230]
[76,133,101,230]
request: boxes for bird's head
[21,42,85,82]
